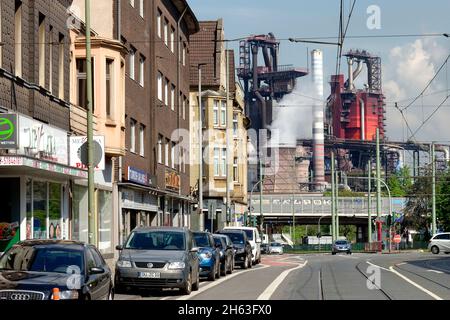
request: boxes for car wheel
[107,285,114,300]
[227,260,233,274]
[216,262,221,279]
[181,272,192,295]
[208,266,216,281]
[347,251,352,255]
[192,271,200,291]
[114,281,126,295]
[332,252,336,255]
[220,263,226,276]
[248,256,253,268]
[431,246,440,254]
[242,256,248,269]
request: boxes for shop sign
[69,136,105,171]
[127,166,156,187]
[0,114,18,149]
[18,115,68,165]
[165,169,180,191]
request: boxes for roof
[172,0,200,35]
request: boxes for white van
[223,227,261,264]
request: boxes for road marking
[366,260,390,272]
[397,263,407,266]
[389,266,443,300]
[427,270,444,274]
[175,264,270,300]
[257,260,308,300]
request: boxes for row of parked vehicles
[0,226,263,300]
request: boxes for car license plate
[138,272,161,279]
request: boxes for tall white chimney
[311,49,325,189]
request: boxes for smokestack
[311,49,325,189]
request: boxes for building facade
[0,0,87,253]
[189,20,249,231]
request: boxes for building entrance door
[0,178,20,252]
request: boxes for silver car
[332,240,352,255]
[428,232,450,254]
[114,227,200,295]
[268,242,284,255]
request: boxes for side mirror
[190,247,199,253]
[115,245,123,251]
[89,267,105,275]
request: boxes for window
[158,135,163,164]
[233,113,238,136]
[157,9,162,38]
[221,148,227,177]
[139,124,145,156]
[98,190,112,253]
[201,99,206,128]
[157,72,163,101]
[129,46,136,80]
[165,139,169,166]
[130,0,134,7]
[170,27,175,53]
[213,100,219,126]
[139,55,145,86]
[170,85,175,111]
[182,98,186,120]
[58,34,65,99]
[233,157,238,182]
[48,26,53,93]
[214,148,220,176]
[76,58,94,109]
[38,14,46,87]
[220,100,226,126]
[130,118,136,153]
[15,1,22,77]
[164,78,169,105]
[164,19,168,46]
[182,43,186,66]
[106,59,114,117]
[139,0,144,18]
[171,142,176,169]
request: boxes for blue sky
[188,0,450,142]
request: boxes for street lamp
[317,215,329,252]
[198,63,207,231]
[249,176,267,228]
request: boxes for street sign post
[393,234,401,244]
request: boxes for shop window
[48,183,62,239]
[98,190,112,253]
[72,184,88,243]
[32,181,47,239]
[26,179,32,240]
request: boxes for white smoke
[270,81,320,145]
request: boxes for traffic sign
[393,234,401,244]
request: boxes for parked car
[217,230,252,269]
[268,242,284,255]
[193,231,221,281]
[223,227,262,265]
[428,232,450,254]
[115,227,200,295]
[0,240,113,300]
[331,239,352,255]
[213,234,235,276]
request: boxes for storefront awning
[0,156,87,179]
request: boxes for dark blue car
[193,232,220,281]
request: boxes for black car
[216,230,252,269]
[0,240,113,300]
[212,234,235,276]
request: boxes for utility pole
[85,0,96,245]
[225,43,231,228]
[368,159,372,244]
[198,64,206,231]
[431,142,436,236]
[331,150,336,241]
[335,169,339,238]
[376,128,382,243]
[259,152,263,229]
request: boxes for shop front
[0,113,87,252]
[160,169,191,228]
[118,166,158,244]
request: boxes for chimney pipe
[347,57,354,91]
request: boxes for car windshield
[125,231,185,250]
[223,233,244,244]
[228,229,253,240]
[335,241,348,245]
[0,246,84,274]
[193,233,211,248]
[213,237,223,248]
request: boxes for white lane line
[257,261,308,300]
[366,260,391,272]
[427,270,444,274]
[176,265,270,301]
[397,263,407,266]
[389,266,443,300]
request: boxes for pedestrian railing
[282,241,429,253]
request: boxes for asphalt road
[115,252,450,300]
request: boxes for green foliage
[388,166,413,197]
[404,167,431,231]
[436,170,450,231]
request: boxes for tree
[437,169,450,231]
[404,168,431,237]
[388,166,412,197]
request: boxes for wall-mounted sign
[69,136,105,171]
[127,166,156,187]
[18,115,68,165]
[165,169,180,191]
[0,114,18,149]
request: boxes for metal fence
[282,241,429,253]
